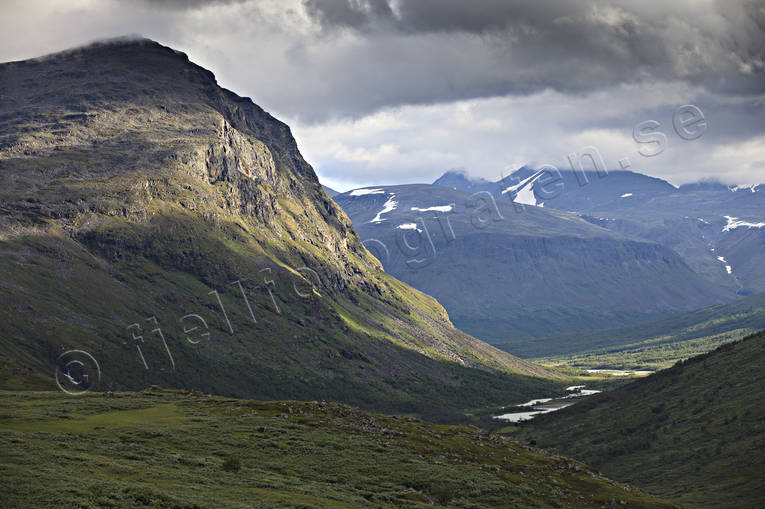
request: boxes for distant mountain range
[330,167,764,356]
[435,168,765,296]
[333,183,736,349]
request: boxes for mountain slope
[334,183,735,347]
[321,184,339,197]
[510,291,765,361]
[0,389,676,508]
[577,185,765,296]
[520,331,765,507]
[0,38,559,415]
[437,168,765,296]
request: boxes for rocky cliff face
[0,39,363,286]
[0,39,560,412]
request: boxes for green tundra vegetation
[519,331,765,508]
[532,291,765,370]
[0,389,677,508]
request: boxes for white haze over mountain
[1,0,763,191]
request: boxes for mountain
[0,389,676,508]
[433,167,676,211]
[333,183,735,349]
[532,290,765,368]
[432,169,494,193]
[677,181,730,192]
[498,167,678,212]
[321,184,339,197]
[519,331,765,507]
[572,183,765,296]
[0,38,561,415]
[436,168,765,296]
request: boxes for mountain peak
[11,36,189,65]
[1,36,220,99]
[439,168,470,177]
[678,181,730,192]
[433,169,489,189]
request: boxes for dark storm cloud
[140,0,248,10]
[9,0,760,122]
[302,0,765,100]
[303,0,396,29]
[305,0,572,34]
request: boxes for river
[493,385,601,423]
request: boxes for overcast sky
[1,0,764,191]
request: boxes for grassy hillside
[519,331,765,507]
[538,328,754,371]
[515,291,765,364]
[0,219,560,418]
[0,389,677,508]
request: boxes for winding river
[493,385,601,423]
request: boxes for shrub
[222,456,241,473]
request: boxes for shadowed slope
[521,331,765,507]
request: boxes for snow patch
[370,195,397,223]
[396,223,421,232]
[723,215,765,232]
[410,205,454,213]
[501,170,544,206]
[349,188,385,196]
[514,181,540,206]
[716,256,733,274]
[731,185,758,193]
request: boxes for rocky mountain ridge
[432,167,765,296]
